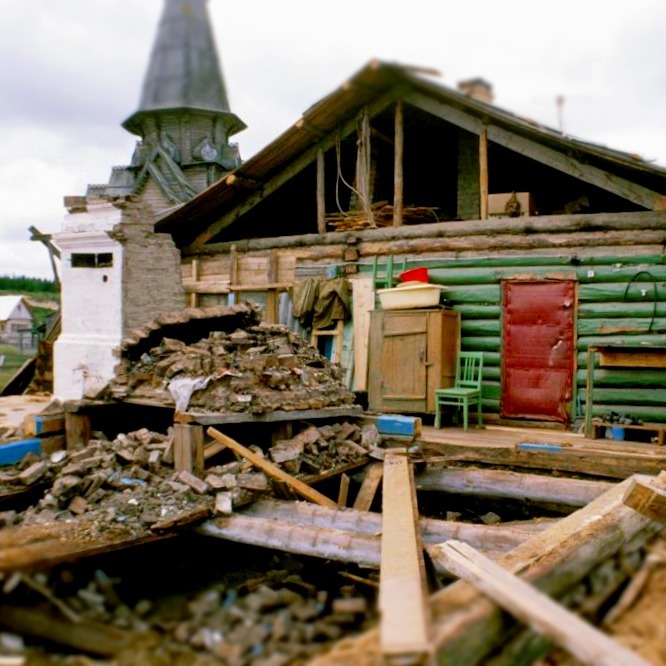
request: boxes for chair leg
[477,395,483,428]
[462,398,469,431]
[434,396,441,429]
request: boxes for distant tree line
[0,275,57,293]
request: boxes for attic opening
[201,96,658,245]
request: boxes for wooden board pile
[326,204,441,231]
[107,319,356,415]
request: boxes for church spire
[90,0,246,211]
[123,0,243,135]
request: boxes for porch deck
[417,424,666,480]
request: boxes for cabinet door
[369,311,428,412]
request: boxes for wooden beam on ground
[64,412,91,451]
[307,474,663,666]
[239,498,546,551]
[623,474,666,523]
[416,467,613,509]
[352,462,384,511]
[379,451,431,662]
[206,427,337,508]
[0,604,151,657]
[22,412,64,438]
[438,540,649,666]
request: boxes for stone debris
[106,306,356,415]
[0,553,378,665]
[0,420,379,531]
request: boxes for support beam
[405,90,666,210]
[194,88,404,245]
[479,129,489,220]
[393,101,404,227]
[173,423,204,476]
[317,149,326,234]
[438,540,649,666]
[380,451,431,662]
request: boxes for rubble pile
[0,552,378,666]
[108,323,356,415]
[0,421,379,531]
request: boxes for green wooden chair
[434,351,484,431]
[371,255,406,290]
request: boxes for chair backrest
[456,352,484,389]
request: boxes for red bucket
[398,267,429,283]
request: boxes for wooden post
[190,257,200,308]
[353,462,384,511]
[266,250,278,323]
[338,473,350,507]
[64,412,91,451]
[393,101,404,227]
[380,451,431,662]
[585,345,596,437]
[479,128,489,220]
[173,424,204,476]
[317,149,327,234]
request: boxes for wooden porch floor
[417,424,666,480]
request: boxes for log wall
[180,211,666,424]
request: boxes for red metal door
[501,281,575,423]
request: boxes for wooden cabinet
[368,308,460,414]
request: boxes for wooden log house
[153,60,666,432]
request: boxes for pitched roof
[123,0,244,137]
[156,59,666,246]
[0,296,30,322]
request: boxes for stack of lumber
[326,204,441,231]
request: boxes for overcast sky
[2,0,666,279]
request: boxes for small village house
[0,295,34,350]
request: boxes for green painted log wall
[404,254,666,423]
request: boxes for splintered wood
[439,540,650,666]
[379,450,431,664]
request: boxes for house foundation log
[240,498,542,551]
[415,467,614,509]
[307,474,664,666]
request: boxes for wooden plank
[599,350,666,369]
[352,462,384,511]
[438,540,649,666]
[179,405,363,426]
[317,149,326,234]
[308,474,661,666]
[379,451,431,660]
[338,473,350,507]
[206,427,337,508]
[393,101,404,227]
[350,276,374,392]
[22,413,64,437]
[0,438,42,466]
[623,475,666,523]
[479,129,488,220]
